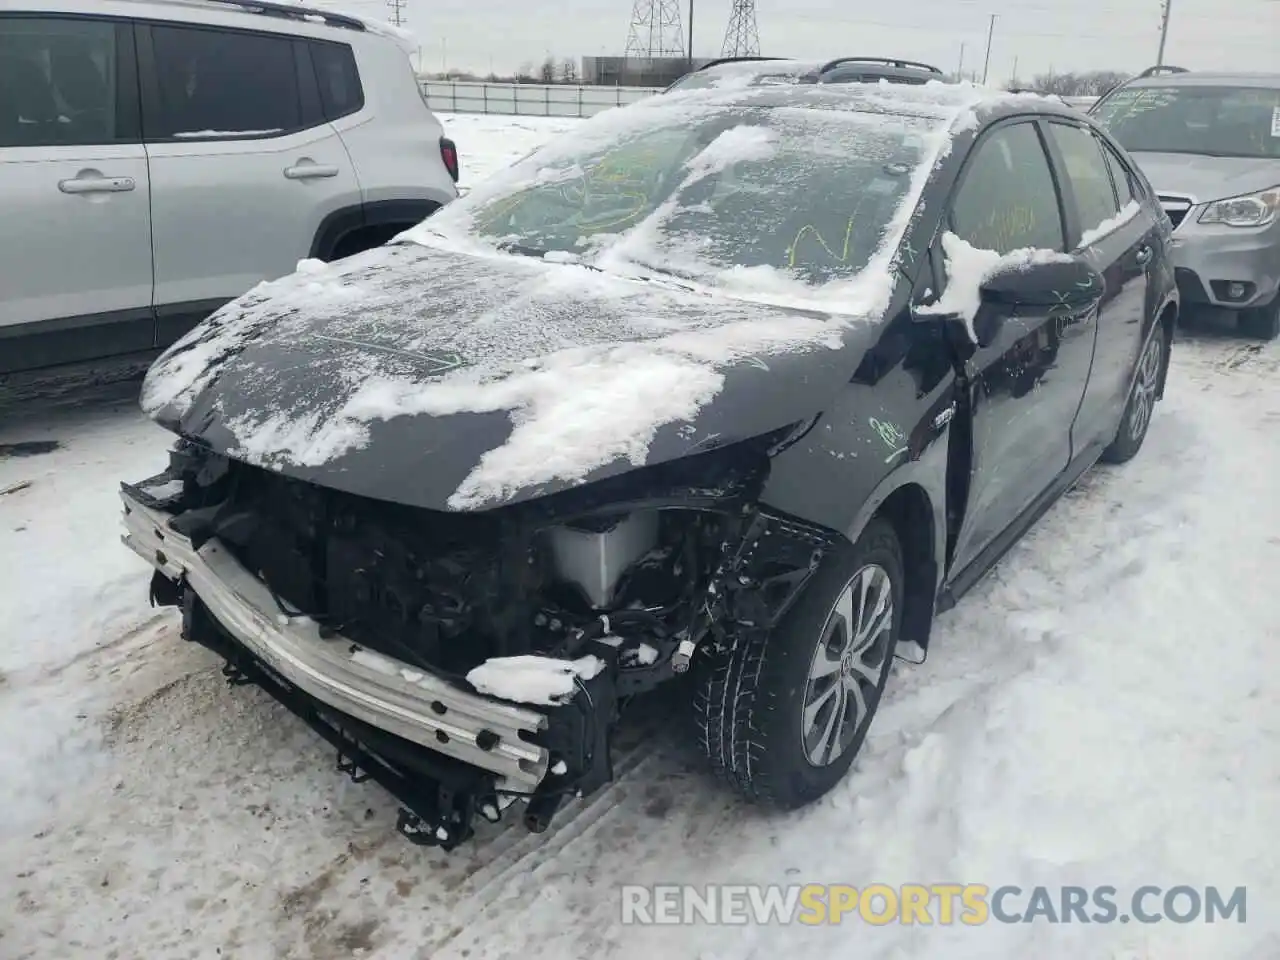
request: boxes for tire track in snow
[422,737,668,954]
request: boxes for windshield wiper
[624,262,699,291]
[496,241,605,272]
[496,240,551,258]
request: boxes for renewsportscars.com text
[620,884,1247,926]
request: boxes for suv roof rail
[203,0,366,31]
[818,56,943,75]
[1137,64,1188,78]
[695,56,791,73]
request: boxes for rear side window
[311,41,364,120]
[1048,122,1121,238]
[0,16,129,147]
[950,121,1065,254]
[147,25,302,139]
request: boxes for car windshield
[1092,84,1280,159]
[433,102,939,288]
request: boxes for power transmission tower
[625,0,685,58]
[720,0,760,57]
[386,0,407,28]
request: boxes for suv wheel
[693,519,902,809]
[1101,327,1166,465]
[1238,301,1280,341]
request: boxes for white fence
[420,81,663,118]
[419,80,1099,119]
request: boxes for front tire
[693,519,903,809]
[1101,327,1166,465]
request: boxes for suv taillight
[439,137,459,183]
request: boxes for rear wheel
[693,519,903,809]
[1101,327,1166,465]
[1238,301,1280,341]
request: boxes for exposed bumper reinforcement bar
[119,488,550,793]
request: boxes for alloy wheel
[801,564,895,767]
[1128,334,1163,443]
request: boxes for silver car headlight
[1197,185,1280,228]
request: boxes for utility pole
[1011,55,1019,85]
[386,0,407,28]
[981,13,997,85]
[957,41,965,80]
[688,0,694,71]
[1155,0,1173,67]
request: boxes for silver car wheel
[801,564,894,767]
[1128,334,1163,443]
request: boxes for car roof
[658,80,1078,128]
[674,55,944,89]
[1125,71,1280,89]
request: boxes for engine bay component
[545,511,660,608]
[120,434,839,846]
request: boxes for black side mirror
[979,255,1105,309]
[914,253,1105,349]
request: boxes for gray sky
[332,0,1275,82]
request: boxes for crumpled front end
[120,427,840,847]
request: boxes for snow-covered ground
[3,113,1279,960]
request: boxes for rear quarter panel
[335,34,458,209]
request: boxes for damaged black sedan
[120,81,1177,848]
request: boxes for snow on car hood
[141,244,888,511]
[140,82,993,512]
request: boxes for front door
[0,15,153,372]
[1045,121,1153,455]
[941,119,1098,574]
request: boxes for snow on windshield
[144,86,1006,511]
[414,93,949,293]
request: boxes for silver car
[0,0,460,377]
[1091,70,1280,339]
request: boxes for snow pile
[916,231,1075,341]
[465,654,606,705]
[1080,199,1141,247]
[343,346,726,508]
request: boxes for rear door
[1045,120,1154,454]
[941,119,1096,575]
[136,20,361,347]
[0,14,152,372]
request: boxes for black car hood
[141,241,885,512]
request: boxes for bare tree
[516,61,536,83]
[539,56,557,84]
[1028,69,1129,97]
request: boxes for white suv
[0,0,459,377]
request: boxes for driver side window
[0,17,121,148]
[950,122,1065,255]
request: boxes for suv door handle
[1135,245,1153,266]
[59,176,135,194]
[283,163,340,180]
